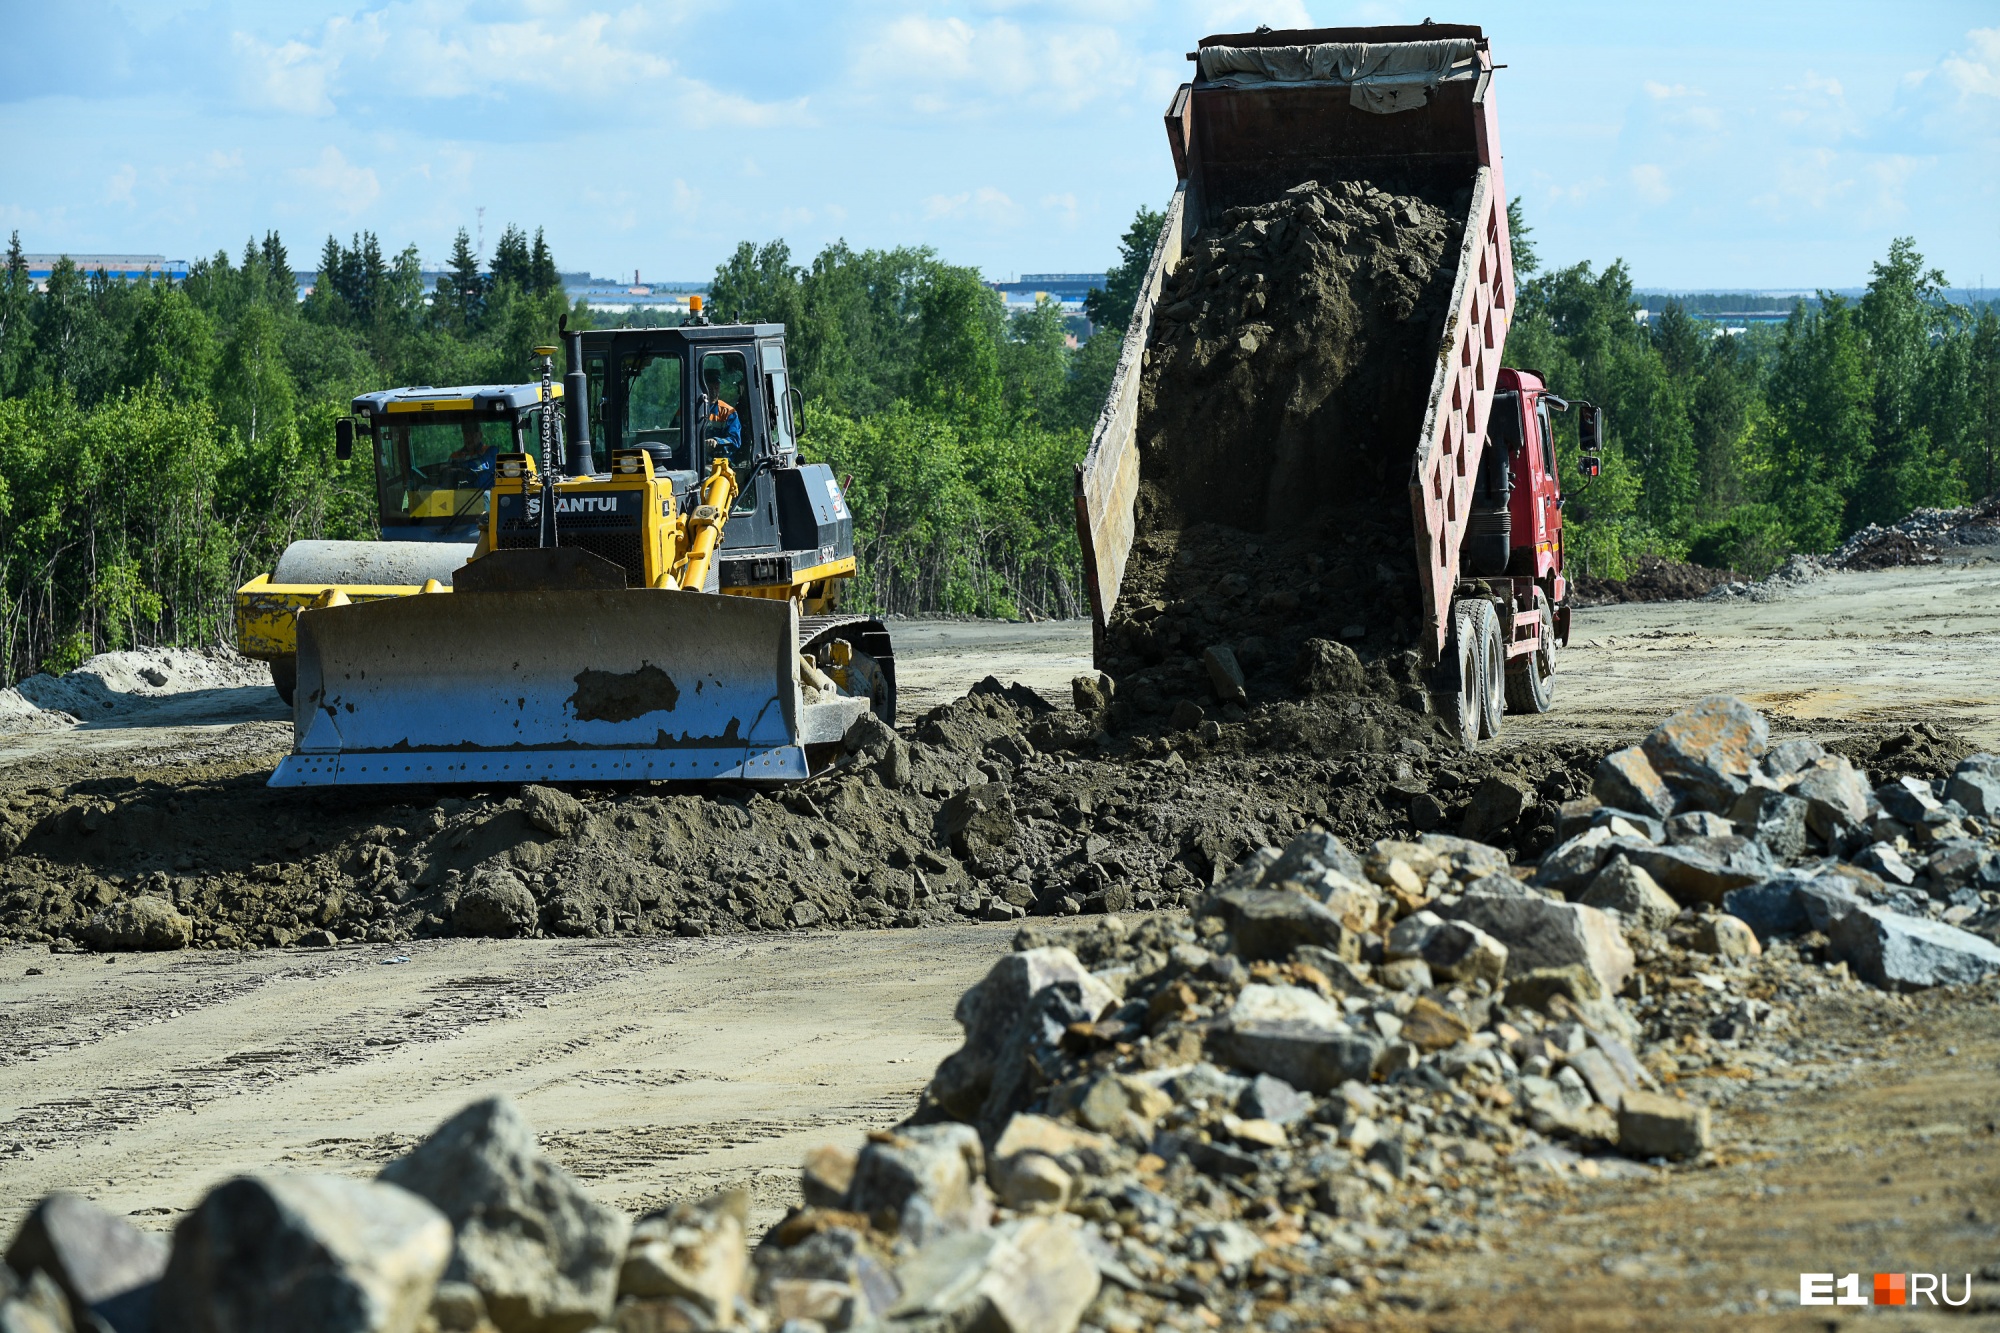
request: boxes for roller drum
[272,540,476,588]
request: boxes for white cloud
[1195,0,1315,33]
[1628,164,1671,204]
[923,187,1020,223]
[1041,192,1080,225]
[1643,81,1691,99]
[851,15,1139,115]
[105,164,137,206]
[1936,27,2000,101]
[290,146,381,214]
[230,29,341,115]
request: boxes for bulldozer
[235,307,894,787]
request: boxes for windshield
[374,415,524,526]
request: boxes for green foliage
[1505,211,1998,577]
[1084,207,1165,332]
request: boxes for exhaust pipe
[561,316,592,476]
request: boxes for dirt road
[0,926,1017,1236]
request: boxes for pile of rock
[1832,495,2000,568]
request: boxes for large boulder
[940,784,1017,858]
[1623,837,1775,906]
[1579,857,1680,932]
[925,948,1115,1143]
[1206,889,1358,961]
[1728,788,1809,860]
[1945,755,2000,819]
[619,1189,747,1325]
[1593,746,1675,820]
[885,1216,1099,1333]
[1210,984,1378,1093]
[1437,893,1634,995]
[450,868,538,939]
[377,1098,629,1333]
[1641,696,1770,813]
[5,1192,166,1331]
[154,1173,450,1333]
[845,1123,989,1242]
[1792,757,1871,840]
[519,786,584,838]
[82,897,190,952]
[1827,906,2000,991]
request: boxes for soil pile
[1838,527,1941,570]
[1108,179,1466,725]
[1,674,1617,951]
[1834,494,2000,566]
[1571,555,1743,606]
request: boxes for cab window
[620,351,688,470]
[374,415,514,524]
[699,350,755,511]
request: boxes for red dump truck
[1075,23,1602,749]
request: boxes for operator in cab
[701,364,744,467]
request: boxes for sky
[3,1,1997,292]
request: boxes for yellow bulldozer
[235,310,894,787]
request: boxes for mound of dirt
[0,649,272,733]
[0,674,1608,952]
[1570,555,1744,606]
[1105,179,1464,726]
[1836,527,1942,570]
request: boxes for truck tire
[1472,599,1506,740]
[1505,587,1556,714]
[1433,599,1485,751]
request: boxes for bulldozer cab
[353,383,570,543]
[581,324,796,550]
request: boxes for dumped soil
[0,667,1629,952]
[1569,555,1743,606]
[1108,179,1464,729]
[1837,527,1942,570]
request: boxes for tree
[0,233,30,396]
[124,283,218,398]
[913,264,1004,424]
[435,229,484,333]
[1083,206,1165,332]
[530,229,561,296]
[214,302,294,444]
[1971,309,2000,499]
[1507,196,1538,277]
[709,240,802,327]
[490,224,532,292]
[1765,296,1874,552]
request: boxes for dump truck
[235,312,894,787]
[1074,22,1603,749]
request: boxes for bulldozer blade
[270,589,863,787]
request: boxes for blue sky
[3,2,1997,291]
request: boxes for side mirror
[1581,455,1602,478]
[335,418,355,461]
[1578,402,1605,454]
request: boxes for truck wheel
[1433,600,1485,751]
[1472,599,1506,740]
[270,657,296,708]
[1505,587,1556,714]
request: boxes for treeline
[1507,210,2000,576]
[0,216,1148,683]
[0,224,579,683]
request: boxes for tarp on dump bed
[1197,39,1478,112]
